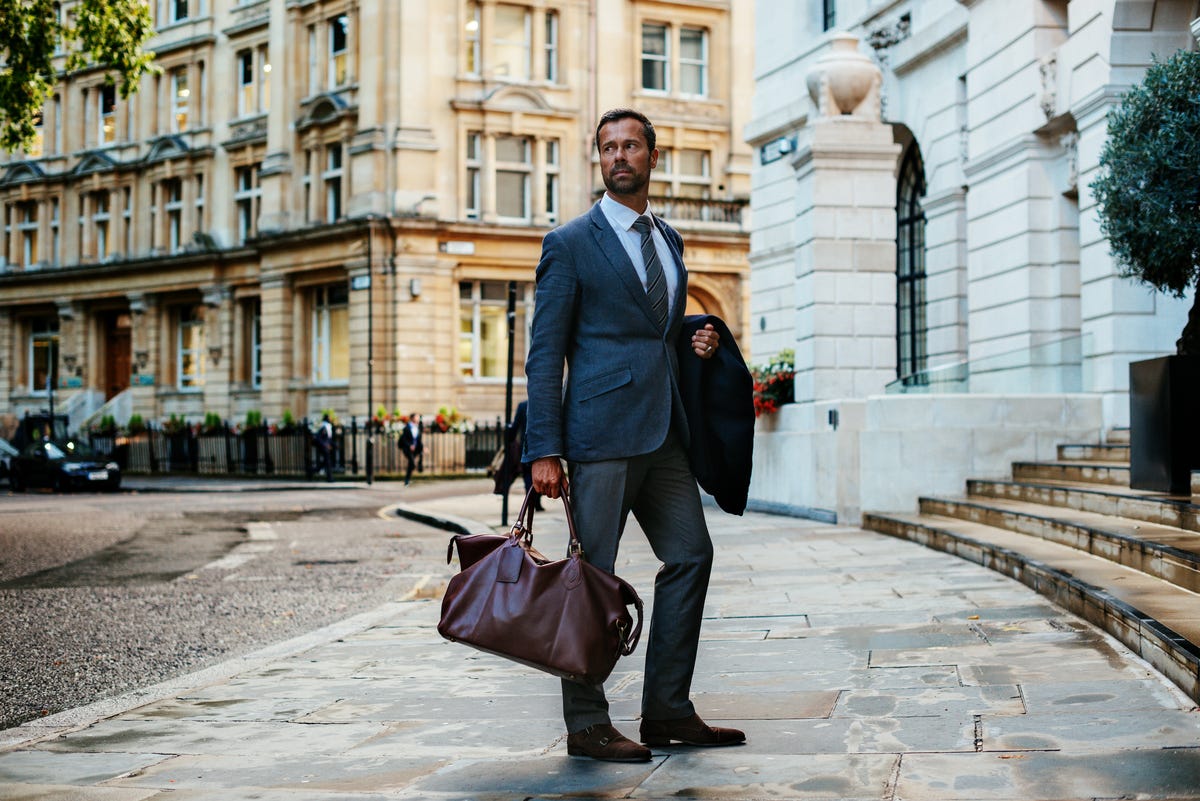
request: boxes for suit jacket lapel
[588,203,661,327]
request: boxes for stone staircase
[863,427,1200,704]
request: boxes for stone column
[258,0,294,233]
[128,293,158,419]
[259,275,294,420]
[201,285,233,420]
[0,309,11,403]
[55,300,85,391]
[793,34,899,403]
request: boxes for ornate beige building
[0,0,753,431]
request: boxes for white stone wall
[747,0,1197,517]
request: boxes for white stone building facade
[746,0,1199,522]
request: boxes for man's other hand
[691,323,720,359]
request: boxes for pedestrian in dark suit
[398,413,423,485]
[495,400,541,509]
[525,108,745,763]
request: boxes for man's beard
[603,168,647,197]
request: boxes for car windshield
[40,440,98,460]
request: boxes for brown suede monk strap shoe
[567,724,652,762]
[640,713,746,747]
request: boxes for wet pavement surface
[1,483,1198,800]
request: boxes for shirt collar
[600,193,654,232]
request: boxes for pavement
[2,482,1199,800]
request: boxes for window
[494,134,531,220]
[324,145,343,221]
[329,15,349,88]
[458,280,531,379]
[641,23,708,97]
[823,0,836,31]
[52,95,62,153]
[122,188,132,256]
[642,23,669,92]
[17,202,38,268]
[178,305,205,389]
[98,85,117,144]
[168,0,189,24]
[237,48,270,116]
[243,298,262,388]
[545,139,560,223]
[896,146,927,380]
[29,318,59,393]
[464,3,480,74]
[650,148,711,198]
[194,174,205,233]
[465,132,481,220]
[312,284,349,383]
[307,25,319,94]
[544,10,558,82]
[492,4,530,80]
[92,191,111,261]
[50,198,60,264]
[29,112,43,158]
[679,27,708,96]
[235,164,261,243]
[171,68,189,132]
[163,179,183,253]
[238,51,255,115]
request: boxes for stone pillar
[258,0,294,233]
[793,34,899,403]
[128,293,159,419]
[259,275,294,420]
[55,300,85,390]
[201,285,233,420]
[0,309,12,404]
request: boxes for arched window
[896,145,927,380]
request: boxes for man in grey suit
[525,108,746,763]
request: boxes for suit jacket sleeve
[523,229,578,462]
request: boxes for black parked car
[9,439,121,493]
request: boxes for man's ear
[649,148,659,171]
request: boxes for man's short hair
[595,108,656,153]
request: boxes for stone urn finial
[805,33,883,121]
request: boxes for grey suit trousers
[562,432,714,732]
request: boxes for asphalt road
[0,479,476,731]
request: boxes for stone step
[1056,442,1130,462]
[919,494,1200,593]
[1011,460,1130,486]
[1107,427,1131,445]
[862,511,1200,703]
[967,478,1200,534]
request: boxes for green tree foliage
[0,0,156,152]
[1091,49,1200,355]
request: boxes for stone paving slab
[2,492,1198,800]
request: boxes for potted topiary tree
[1091,48,1200,493]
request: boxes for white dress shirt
[599,193,680,318]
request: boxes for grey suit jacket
[524,201,690,463]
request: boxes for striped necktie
[631,215,669,330]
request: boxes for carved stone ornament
[806,33,884,121]
[1039,53,1057,120]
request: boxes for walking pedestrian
[399,413,423,485]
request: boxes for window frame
[679,26,708,97]
[491,3,531,81]
[177,305,206,390]
[458,279,532,381]
[234,163,262,243]
[896,146,928,381]
[328,14,350,88]
[465,132,482,221]
[311,283,349,385]
[98,85,117,145]
[17,201,38,268]
[163,178,183,254]
[323,144,343,222]
[641,22,670,93]
[29,317,59,394]
[493,134,532,222]
[544,10,559,82]
[170,67,189,132]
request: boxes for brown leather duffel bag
[437,490,643,685]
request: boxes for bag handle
[512,487,643,656]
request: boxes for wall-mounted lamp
[409,278,422,299]
[134,350,149,371]
[62,354,77,373]
[208,345,223,366]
